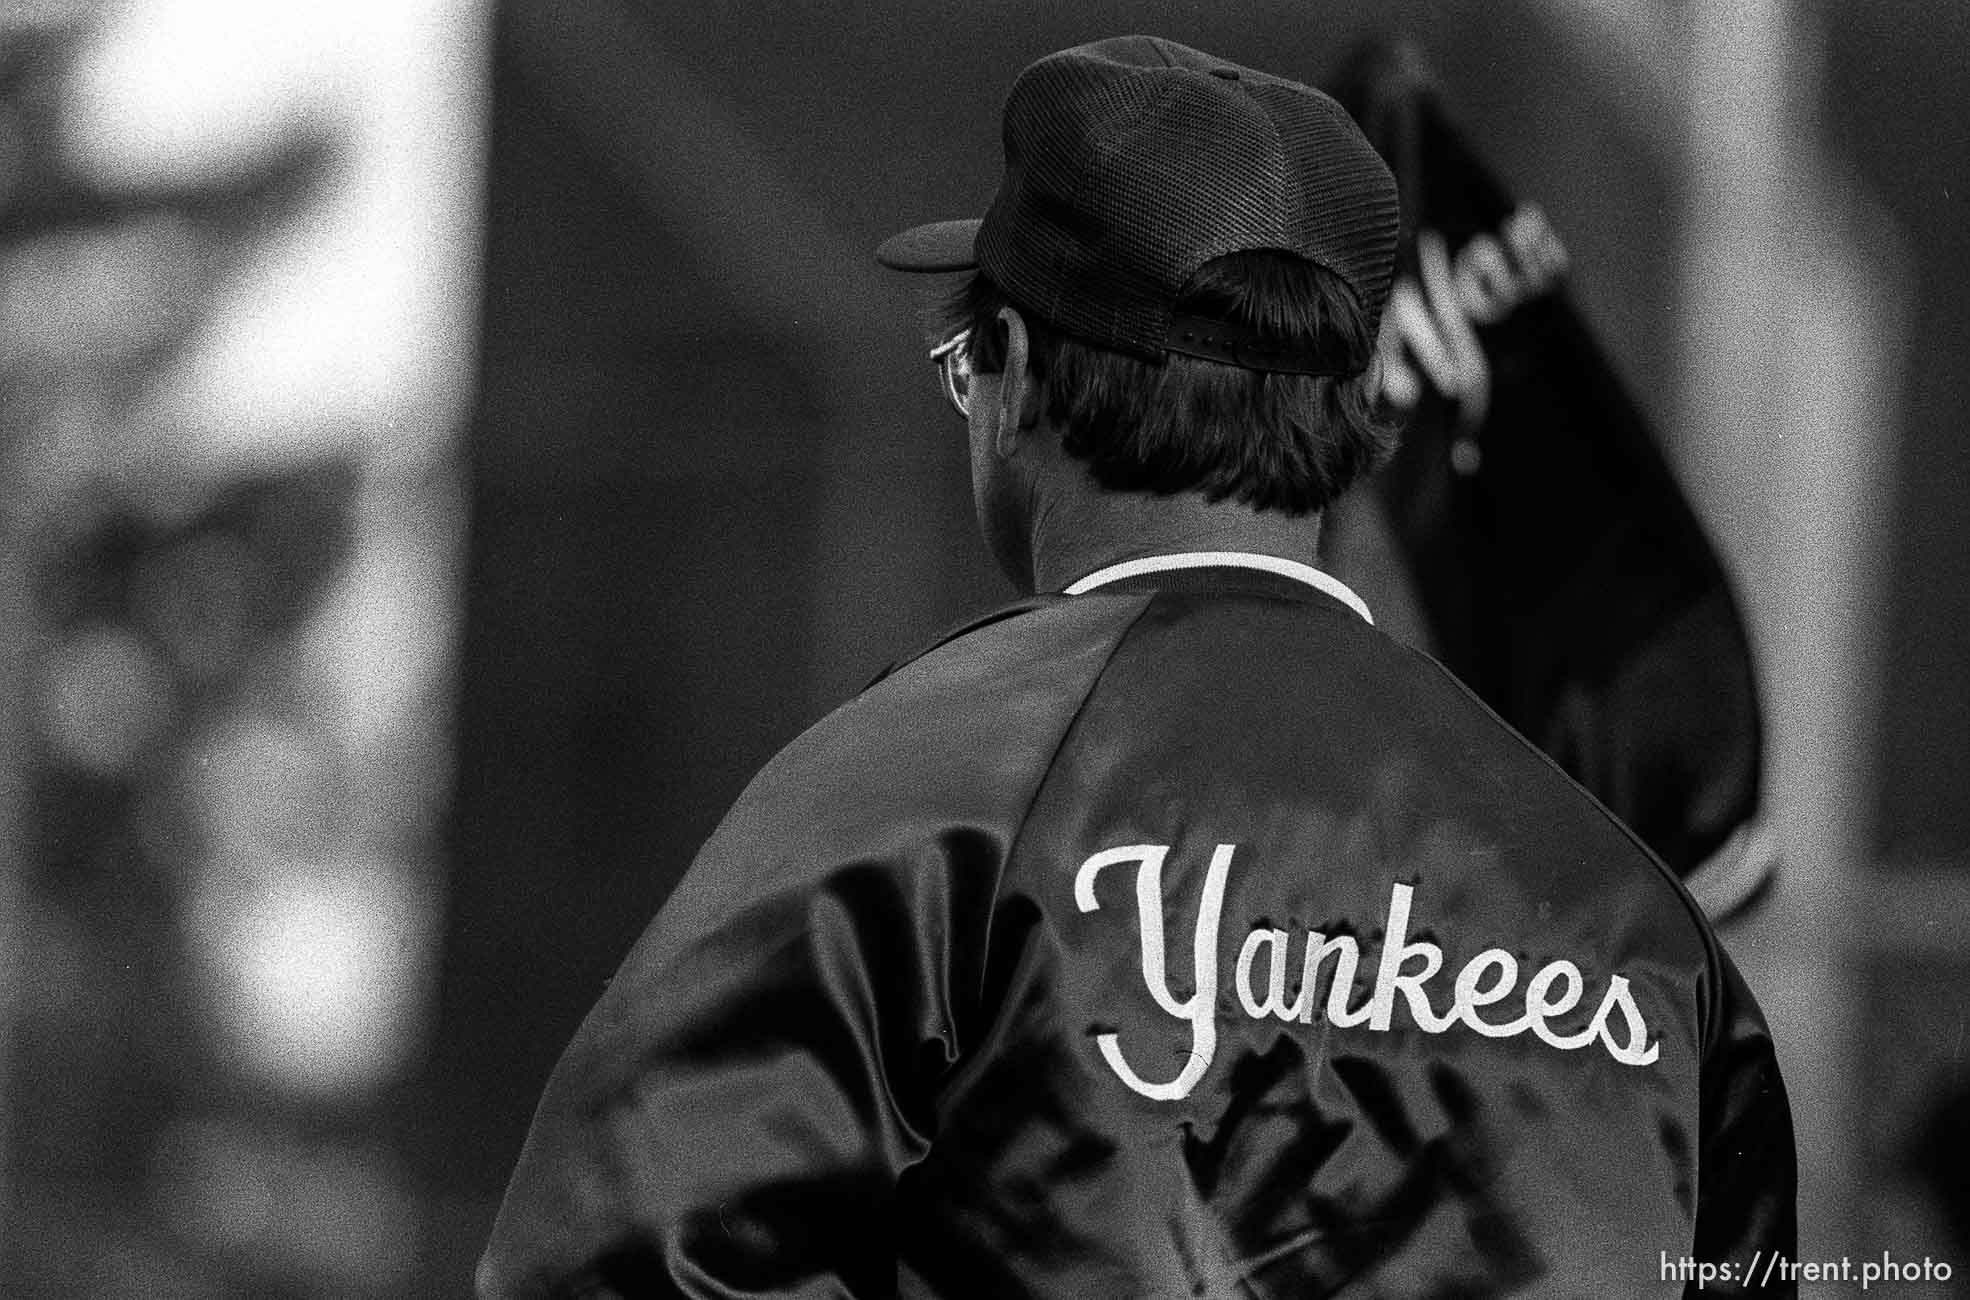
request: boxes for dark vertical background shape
[1328,41,1766,898]
[426,8,821,1274]
[421,0,966,1284]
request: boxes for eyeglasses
[929,329,973,419]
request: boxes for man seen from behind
[478,35,1796,1298]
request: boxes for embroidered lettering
[1076,842,1660,1101]
[1235,928,1300,1022]
[1589,975,1660,1065]
[1300,930,1371,1027]
[1452,948,1528,1037]
[1526,960,1591,1049]
[1364,882,1459,1033]
[1074,843,1233,1101]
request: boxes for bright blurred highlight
[193,850,437,1097]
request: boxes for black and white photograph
[0,0,1964,1295]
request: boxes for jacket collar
[1062,551,1374,624]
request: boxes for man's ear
[993,306,1040,457]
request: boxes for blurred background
[0,0,1962,1295]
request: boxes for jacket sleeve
[475,823,993,1299]
[1688,944,1798,1299]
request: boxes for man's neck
[1025,479,1324,595]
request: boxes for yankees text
[1074,842,1660,1101]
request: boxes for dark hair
[954,252,1395,514]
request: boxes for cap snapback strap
[1163,312,1370,375]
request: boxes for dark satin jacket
[478,564,1796,1299]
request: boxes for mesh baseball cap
[876,35,1400,375]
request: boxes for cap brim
[874,218,982,272]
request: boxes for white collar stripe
[1062,552,1374,625]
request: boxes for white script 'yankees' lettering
[1074,842,1660,1102]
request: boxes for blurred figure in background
[1320,41,1776,926]
[0,1,482,1294]
[477,36,1793,1298]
